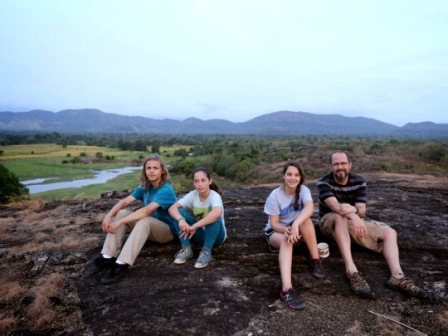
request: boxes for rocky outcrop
[1,175,448,335]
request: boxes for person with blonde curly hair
[93,154,177,284]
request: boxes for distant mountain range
[0,109,447,138]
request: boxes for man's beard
[333,170,347,182]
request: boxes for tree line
[1,132,447,203]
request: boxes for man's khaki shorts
[319,213,388,252]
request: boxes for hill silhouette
[1,109,448,138]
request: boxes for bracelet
[177,217,185,222]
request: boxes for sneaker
[174,246,193,264]
[194,249,212,268]
[94,255,117,272]
[280,288,306,310]
[386,276,428,298]
[101,263,129,284]
[310,259,325,279]
[347,272,371,297]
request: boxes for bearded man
[317,150,428,299]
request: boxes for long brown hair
[140,154,171,189]
[193,167,222,196]
[282,161,305,210]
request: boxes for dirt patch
[1,175,448,335]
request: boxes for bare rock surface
[1,174,448,335]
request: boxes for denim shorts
[264,228,279,253]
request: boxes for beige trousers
[319,212,388,253]
[101,209,174,266]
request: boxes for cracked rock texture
[1,173,447,335]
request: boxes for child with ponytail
[169,168,227,268]
[264,161,324,309]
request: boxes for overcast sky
[1,0,447,126]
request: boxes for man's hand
[339,203,357,216]
[351,216,368,238]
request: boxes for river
[22,166,141,194]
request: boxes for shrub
[368,142,383,155]
[173,157,197,177]
[151,142,160,153]
[0,164,29,204]
[174,148,188,157]
[420,143,447,163]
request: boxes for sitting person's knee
[332,214,348,227]
[383,226,397,240]
[279,237,292,248]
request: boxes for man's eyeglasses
[331,162,349,167]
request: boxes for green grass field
[0,143,191,200]
[1,143,147,159]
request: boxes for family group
[92,151,429,310]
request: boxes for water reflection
[23,166,141,194]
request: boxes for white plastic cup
[317,242,330,258]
